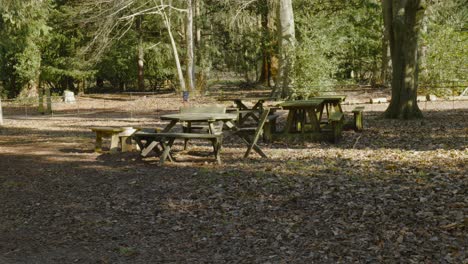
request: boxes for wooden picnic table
[219,97,277,125]
[276,98,345,143]
[313,95,346,121]
[134,113,238,164]
[280,99,325,134]
[160,113,238,133]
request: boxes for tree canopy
[0,0,466,115]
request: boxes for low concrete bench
[90,126,138,153]
[352,106,365,132]
[133,131,223,164]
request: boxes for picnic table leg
[300,109,307,134]
[110,134,120,153]
[141,141,158,157]
[120,136,133,152]
[162,120,178,132]
[308,110,321,132]
[234,99,249,110]
[183,122,192,150]
[160,138,175,164]
[212,138,222,165]
[95,132,103,152]
[284,109,296,134]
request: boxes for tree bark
[384,0,424,119]
[162,10,187,92]
[136,16,145,91]
[186,0,195,92]
[379,0,391,87]
[38,80,44,114]
[0,96,3,126]
[45,86,52,115]
[273,0,295,99]
[258,0,271,86]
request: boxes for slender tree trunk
[136,16,145,91]
[0,96,3,126]
[38,82,44,114]
[162,10,186,92]
[274,0,295,99]
[384,0,424,119]
[194,0,205,92]
[379,0,391,87]
[45,85,52,115]
[186,0,195,93]
[258,0,272,86]
[380,33,391,86]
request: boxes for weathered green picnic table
[313,95,346,121]
[219,96,278,125]
[134,113,238,164]
[277,99,344,142]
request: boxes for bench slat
[352,106,365,112]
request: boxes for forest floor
[0,88,467,263]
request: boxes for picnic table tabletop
[160,113,238,122]
[279,99,325,109]
[218,96,276,102]
[313,95,347,102]
[160,112,238,133]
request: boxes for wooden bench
[90,127,138,153]
[133,131,223,164]
[352,106,365,131]
[328,112,344,143]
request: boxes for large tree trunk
[136,16,145,91]
[384,0,424,119]
[272,0,295,99]
[186,0,195,93]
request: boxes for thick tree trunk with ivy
[136,16,145,91]
[272,0,295,99]
[384,0,424,119]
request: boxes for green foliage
[420,0,468,96]
[293,0,382,96]
[41,2,95,91]
[1,0,466,98]
[0,0,51,97]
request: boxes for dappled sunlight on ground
[0,94,466,263]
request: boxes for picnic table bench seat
[352,106,365,131]
[133,131,223,164]
[321,112,344,143]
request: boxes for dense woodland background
[0,0,466,99]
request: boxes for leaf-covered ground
[0,94,466,263]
